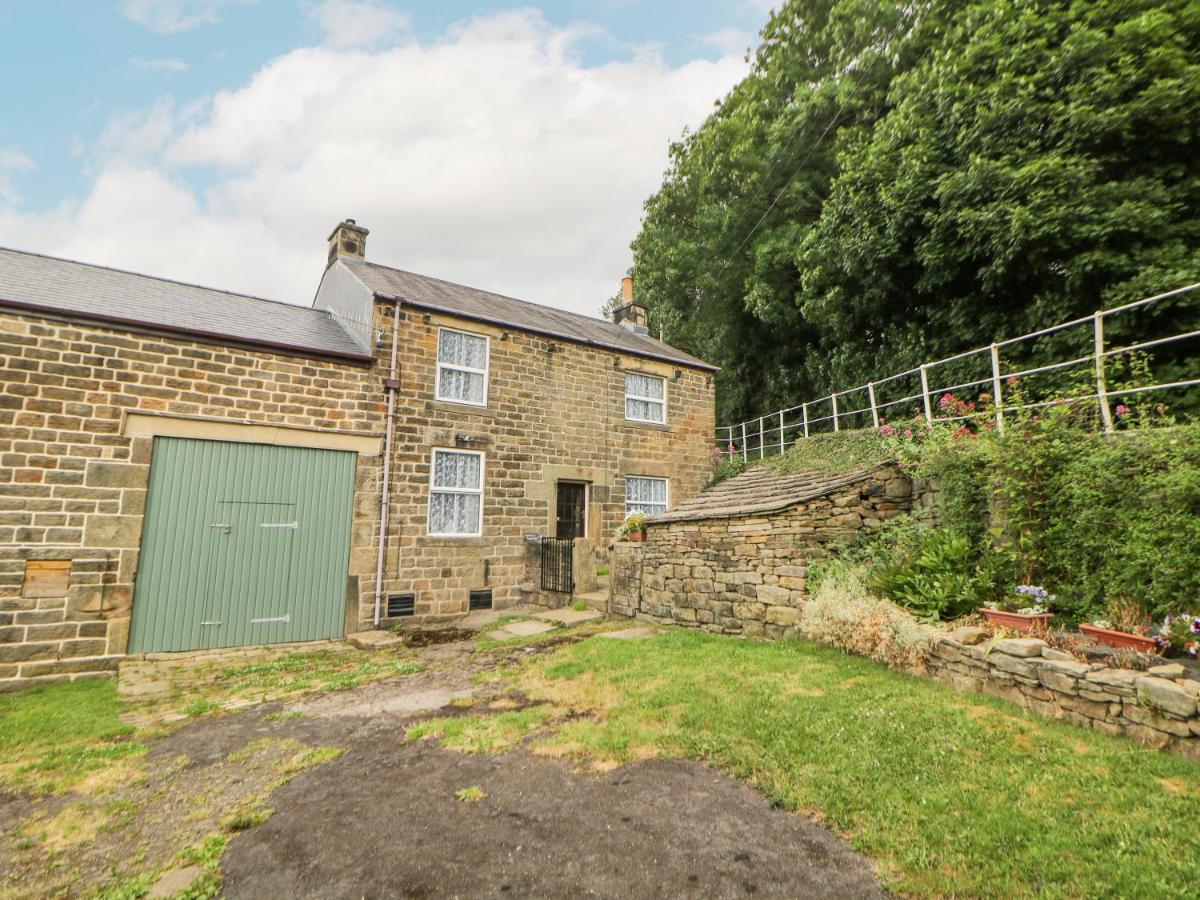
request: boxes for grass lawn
[0,678,143,794]
[419,629,1200,898]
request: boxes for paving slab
[496,620,557,637]
[148,866,206,898]
[532,608,603,625]
[598,627,661,640]
[346,630,406,650]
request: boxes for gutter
[373,297,402,627]
[371,291,720,373]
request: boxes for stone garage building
[0,221,716,688]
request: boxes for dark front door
[555,482,587,539]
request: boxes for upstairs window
[428,449,484,536]
[625,476,668,517]
[624,372,666,424]
[436,328,489,406]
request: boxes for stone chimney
[327,218,369,268]
[613,276,649,334]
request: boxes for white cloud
[119,0,255,34]
[4,10,745,318]
[0,148,35,205]
[308,0,411,50]
[702,28,754,56]
[129,57,190,72]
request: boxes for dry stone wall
[620,467,914,637]
[931,631,1200,759]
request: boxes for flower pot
[979,608,1055,633]
[626,530,645,543]
[1078,623,1162,654]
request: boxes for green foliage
[867,525,1001,621]
[519,631,1200,896]
[704,454,746,488]
[630,0,1200,424]
[766,431,894,475]
[892,412,1200,621]
[0,679,142,794]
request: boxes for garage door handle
[209,523,231,534]
[260,522,298,529]
[199,620,223,627]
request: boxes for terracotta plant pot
[626,530,645,543]
[1078,623,1162,654]
[979,608,1055,633]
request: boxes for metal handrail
[717,283,1200,459]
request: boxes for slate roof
[349,260,717,372]
[0,247,370,361]
[648,463,887,524]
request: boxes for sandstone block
[1135,676,1198,719]
[85,461,147,489]
[992,638,1047,658]
[764,605,803,626]
[83,515,142,549]
[948,625,988,645]
[1148,663,1186,680]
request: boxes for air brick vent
[469,589,493,611]
[387,592,415,617]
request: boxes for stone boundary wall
[931,632,1200,758]
[618,466,914,637]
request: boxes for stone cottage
[0,220,716,687]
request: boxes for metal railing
[718,283,1200,460]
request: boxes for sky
[0,1,770,317]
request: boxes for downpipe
[373,297,401,627]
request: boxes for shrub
[803,564,939,670]
[866,525,1002,621]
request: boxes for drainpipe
[373,298,402,627]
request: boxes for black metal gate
[540,537,574,593]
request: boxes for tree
[631,0,1200,426]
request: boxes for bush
[867,525,1003,621]
[884,401,1200,622]
[803,564,939,670]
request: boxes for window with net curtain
[428,449,484,535]
[436,328,488,406]
[625,476,668,516]
[624,372,666,423]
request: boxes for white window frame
[435,326,490,408]
[624,372,667,424]
[625,475,669,517]
[427,448,485,537]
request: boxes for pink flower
[879,425,896,437]
[903,429,913,439]
[1115,404,1129,417]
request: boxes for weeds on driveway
[415,629,1200,898]
[0,645,416,897]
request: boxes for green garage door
[129,437,356,653]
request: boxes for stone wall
[621,467,913,637]
[930,632,1200,758]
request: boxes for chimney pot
[621,275,633,304]
[327,218,369,268]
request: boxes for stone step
[573,590,608,612]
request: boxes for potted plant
[979,585,1055,633]
[1078,598,1163,654]
[1154,612,1200,658]
[617,512,648,543]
